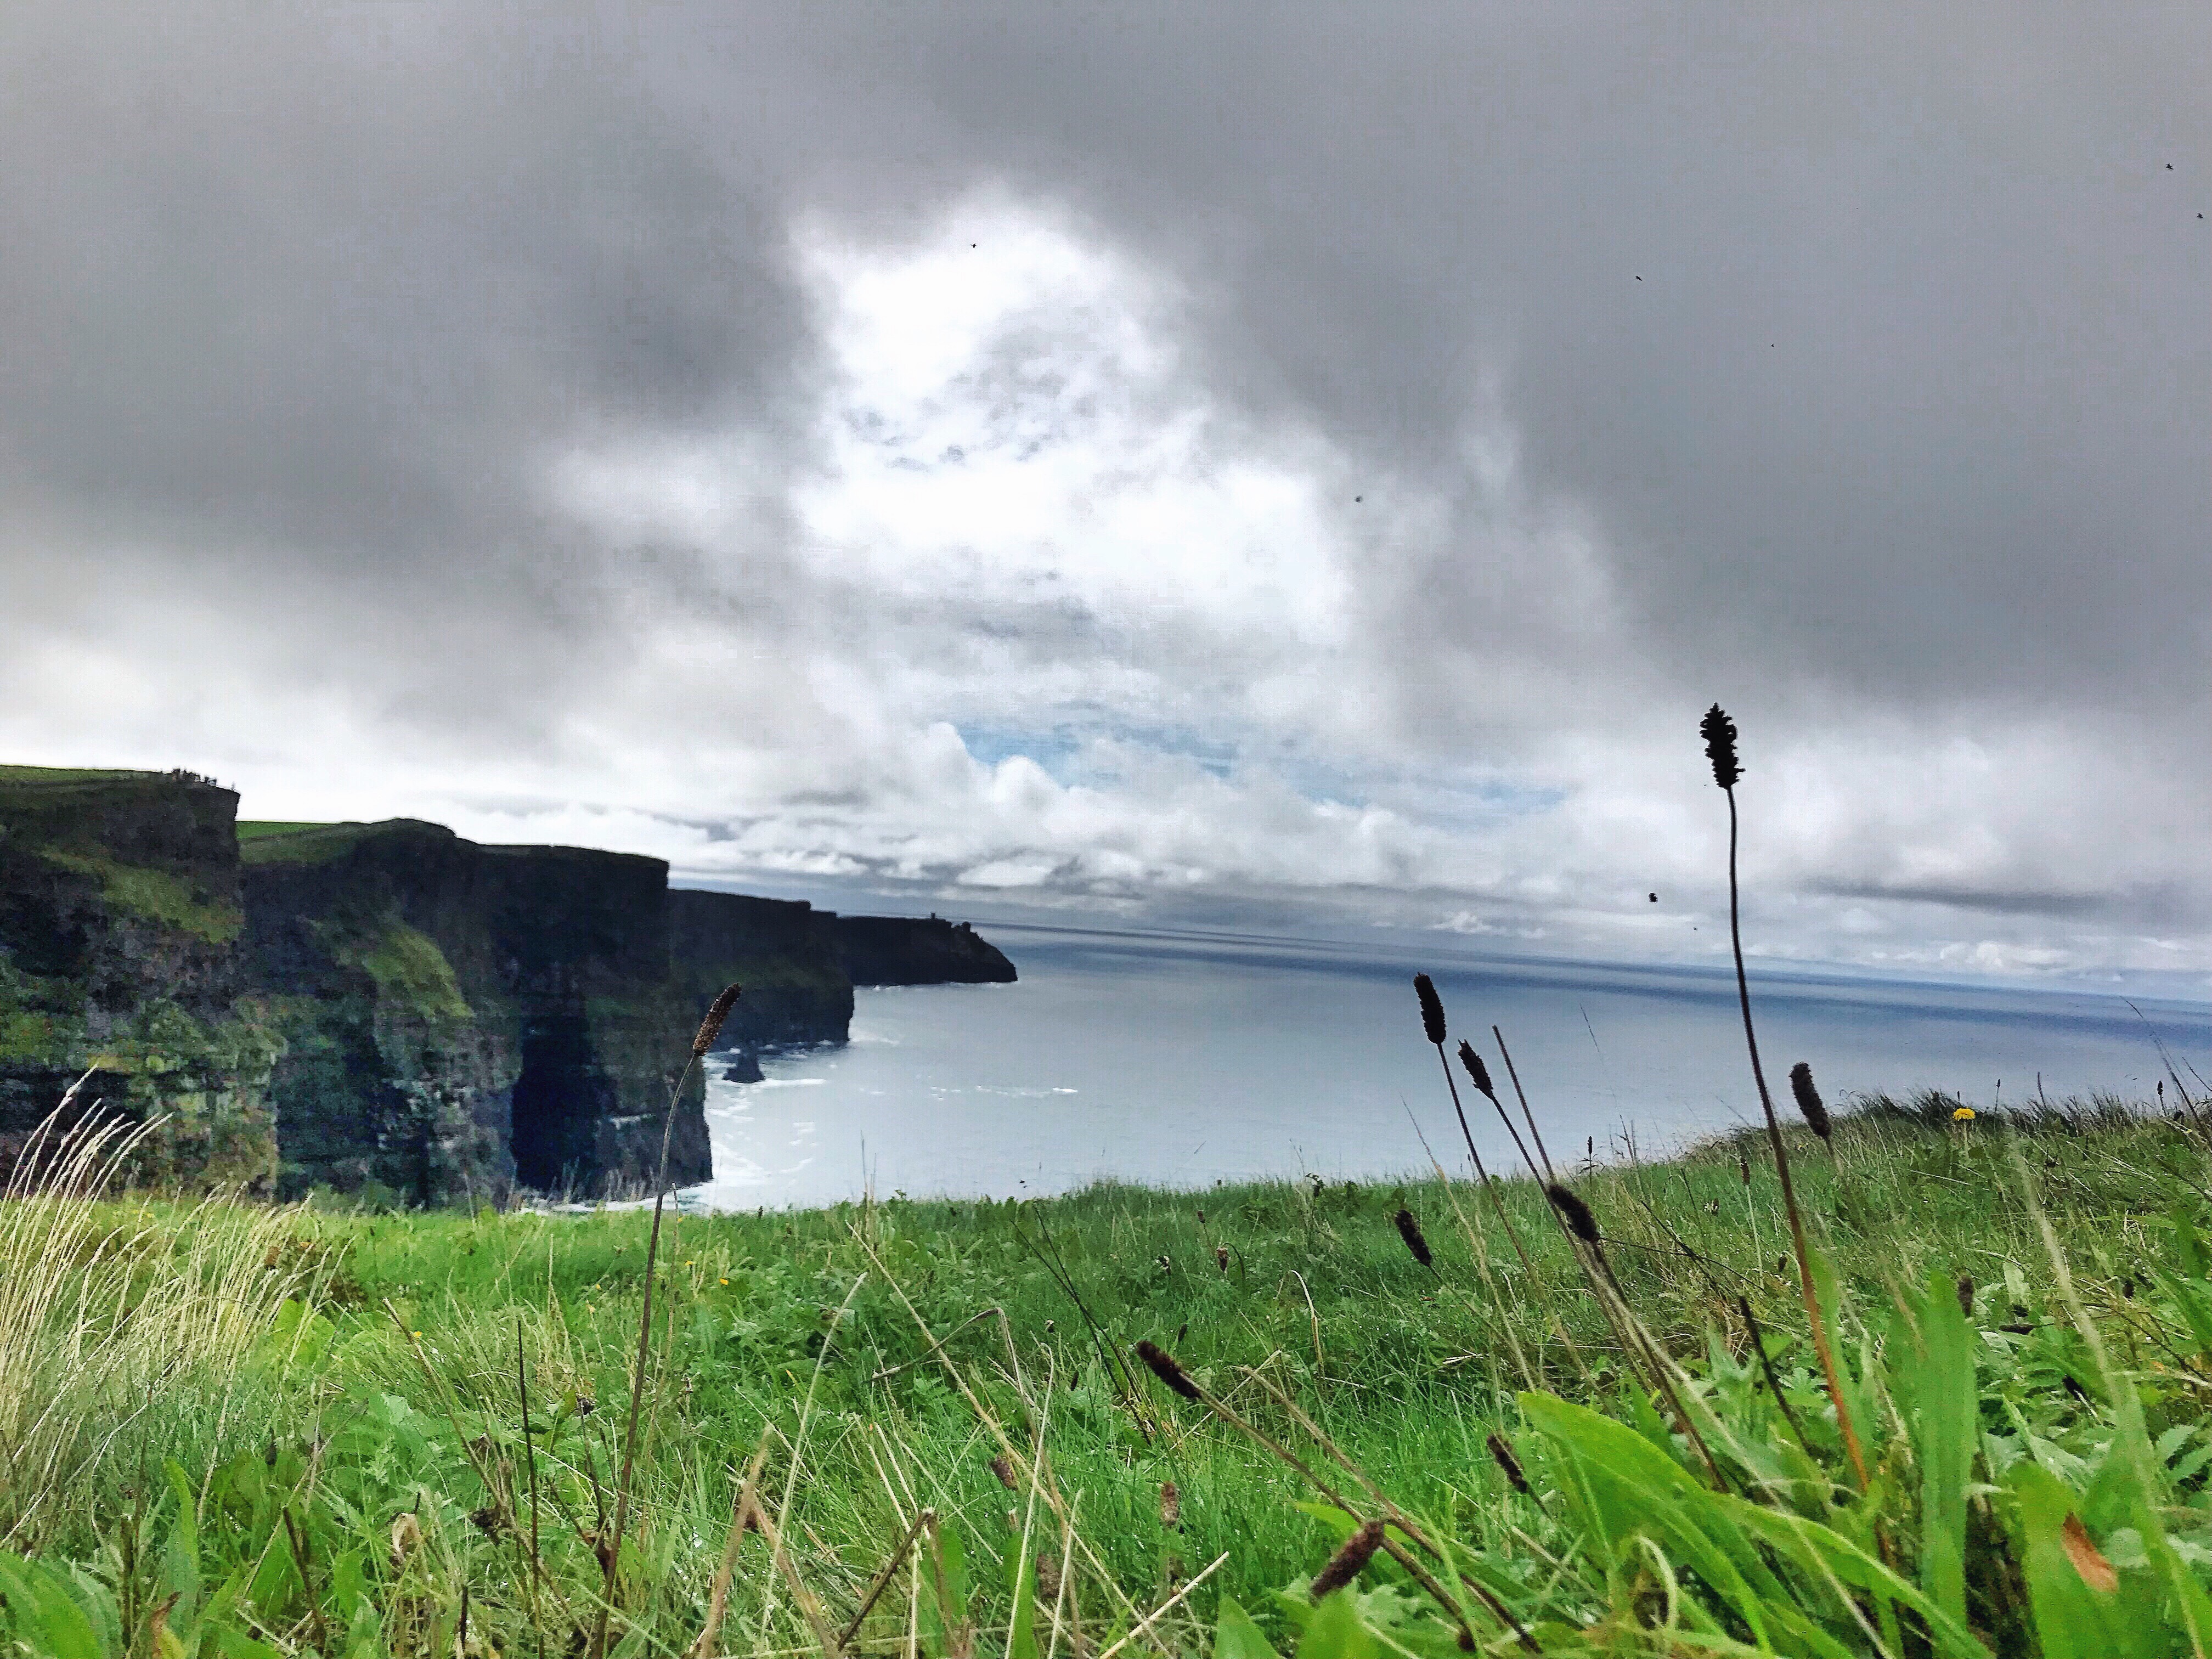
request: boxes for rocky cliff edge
[1,767,1017,1203]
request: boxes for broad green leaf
[1214,1594,1280,1659]
[1622,1381,1678,1462]
[2148,1261,2212,1368]
[159,1461,201,1622]
[1289,1500,1360,1541]
[0,1551,107,1659]
[63,1565,123,1658]
[1295,1591,1378,1659]
[921,1521,968,1658]
[2174,1203,2209,1282]
[2007,1461,2161,1659]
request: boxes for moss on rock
[336,919,473,1023]
[39,850,243,944]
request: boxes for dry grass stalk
[1127,1342,1526,1650]
[1490,1026,1558,1182]
[836,1506,932,1652]
[1461,1039,1547,1185]
[596,985,738,1656]
[1,1103,313,1547]
[740,1485,844,1656]
[1734,1295,1814,1459]
[1092,1554,1229,1659]
[1401,1118,1541,1390]
[690,1435,771,1659]
[853,1231,1175,1657]
[516,1317,545,1648]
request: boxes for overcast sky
[2,4,2206,991]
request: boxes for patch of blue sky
[1261,753,1565,826]
[956,720,1239,783]
[950,723,1563,827]
[1104,724,1239,776]
[955,723,1089,777]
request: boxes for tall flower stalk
[1702,704,1870,1489]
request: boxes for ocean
[680,924,2211,1212]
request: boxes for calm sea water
[680,926,2211,1212]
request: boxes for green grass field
[6,1090,2212,1657]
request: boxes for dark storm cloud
[4,3,2202,717]
[752,4,2210,711]
[0,4,808,570]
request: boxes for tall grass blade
[1888,1268,1977,1632]
[1518,1391,1784,1645]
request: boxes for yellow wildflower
[1953,1107,1976,1121]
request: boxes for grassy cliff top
[0,764,233,805]
[235,819,459,866]
[0,764,151,784]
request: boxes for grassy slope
[235,822,377,865]
[235,820,340,842]
[4,1099,2206,1655]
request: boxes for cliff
[241,822,718,1200]
[831,913,1019,986]
[667,890,853,1047]
[2,765,1020,1203]
[0,768,278,1188]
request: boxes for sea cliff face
[667,890,853,1048]
[0,769,277,1188]
[241,822,715,1201]
[1,766,1018,1202]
